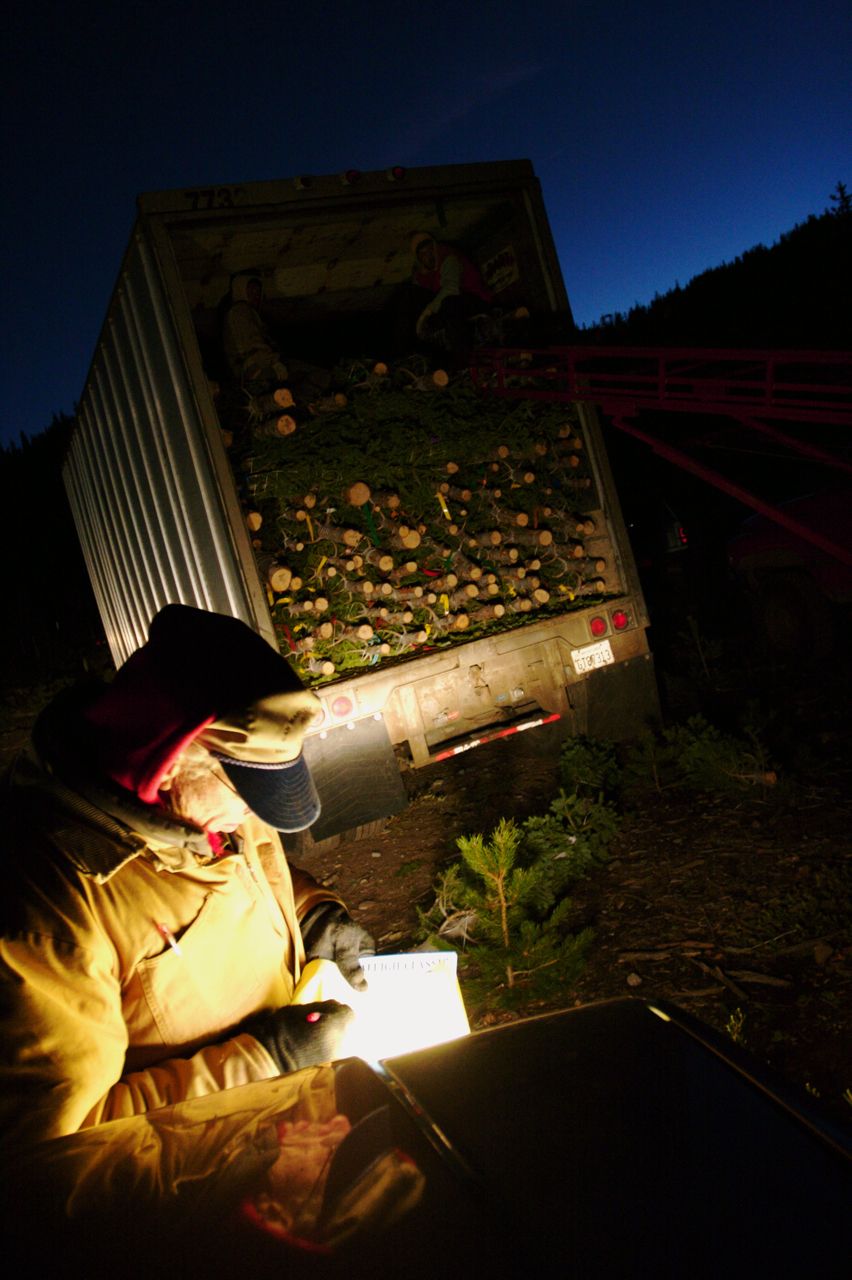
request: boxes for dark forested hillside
[0,416,104,686]
[583,193,851,349]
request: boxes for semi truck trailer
[63,159,659,845]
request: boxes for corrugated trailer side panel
[64,229,262,667]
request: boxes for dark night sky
[1,0,850,449]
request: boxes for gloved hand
[416,303,438,338]
[301,902,376,991]
[243,1001,354,1074]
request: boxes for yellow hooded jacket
[0,723,339,1149]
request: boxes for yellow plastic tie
[439,593,450,614]
[305,513,315,541]
[436,492,451,521]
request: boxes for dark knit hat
[84,605,322,831]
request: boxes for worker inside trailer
[222,271,291,393]
[405,231,534,366]
[0,604,376,1150]
[408,231,496,362]
[220,270,337,412]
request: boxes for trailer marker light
[590,615,608,638]
[611,609,630,630]
[330,695,354,718]
[386,166,407,181]
[341,169,362,185]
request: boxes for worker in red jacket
[409,231,495,362]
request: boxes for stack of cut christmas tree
[227,358,617,683]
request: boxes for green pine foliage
[558,735,620,798]
[418,722,776,1016]
[620,715,776,795]
[618,729,680,796]
[522,789,620,882]
[419,792,617,1012]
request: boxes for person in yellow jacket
[0,605,375,1148]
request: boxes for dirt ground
[2,639,850,1134]
[292,653,852,1133]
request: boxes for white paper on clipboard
[291,952,470,1063]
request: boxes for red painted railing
[470,346,852,426]
[470,345,852,567]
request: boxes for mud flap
[301,715,408,841]
[578,652,660,741]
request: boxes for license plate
[571,639,615,674]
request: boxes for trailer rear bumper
[296,645,658,845]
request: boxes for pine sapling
[420,804,615,1012]
[455,818,527,989]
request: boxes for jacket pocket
[134,884,288,1051]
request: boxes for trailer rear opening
[63,161,659,844]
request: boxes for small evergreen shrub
[558,735,620,799]
[419,792,616,1011]
[621,715,776,795]
[418,717,775,1015]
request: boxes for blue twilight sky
[1,0,849,449]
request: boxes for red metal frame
[470,345,852,566]
[470,346,852,425]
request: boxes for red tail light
[590,615,608,638]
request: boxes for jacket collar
[11,747,216,881]
[20,684,220,881]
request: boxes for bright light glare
[291,954,470,1065]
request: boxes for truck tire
[749,570,834,665]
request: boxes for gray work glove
[243,1001,355,1073]
[301,903,376,991]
